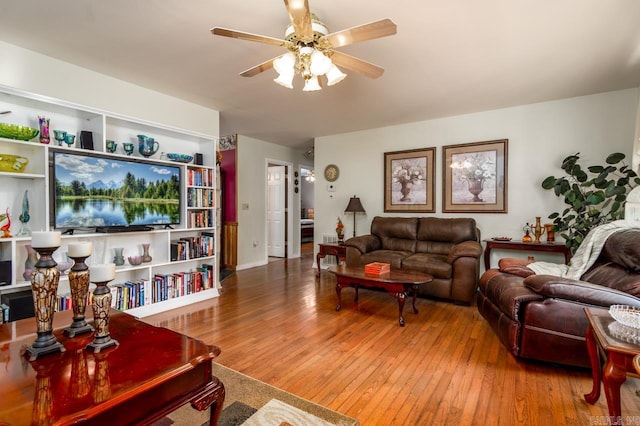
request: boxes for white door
[268,165,286,257]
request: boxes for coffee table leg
[410,284,419,314]
[395,291,406,327]
[335,281,343,311]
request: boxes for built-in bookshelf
[0,85,219,319]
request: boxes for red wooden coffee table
[0,309,225,425]
[328,265,433,326]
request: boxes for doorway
[300,166,314,255]
[266,160,293,260]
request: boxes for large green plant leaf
[541,152,638,254]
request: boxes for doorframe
[299,163,314,247]
[265,158,294,259]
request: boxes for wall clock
[324,164,339,182]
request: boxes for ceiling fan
[210,0,397,91]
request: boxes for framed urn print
[384,147,436,213]
[442,139,508,213]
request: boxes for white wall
[236,135,304,269]
[314,88,639,269]
[0,41,218,136]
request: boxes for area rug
[161,363,359,426]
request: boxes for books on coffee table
[364,262,390,275]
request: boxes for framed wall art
[442,139,508,213]
[384,147,436,213]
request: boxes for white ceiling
[0,1,639,150]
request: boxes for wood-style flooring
[144,246,640,425]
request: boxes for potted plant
[541,152,640,254]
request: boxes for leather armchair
[477,229,640,368]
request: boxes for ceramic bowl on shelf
[166,153,193,163]
[0,154,28,173]
[128,255,143,266]
[0,123,39,141]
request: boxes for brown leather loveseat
[343,216,482,304]
[477,228,640,368]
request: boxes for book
[364,262,390,275]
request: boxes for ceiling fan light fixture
[309,49,332,76]
[303,75,321,92]
[326,64,347,86]
[274,72,294,89]
[273,52,296,75]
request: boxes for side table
[583,307,640,425]
[316,243,347,277]
[483,239,572,270]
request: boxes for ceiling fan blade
[331,51,384,79]
[239,57,277,77]
[211,27,285,47]
[283,0,313,43]
[324,18,397,49]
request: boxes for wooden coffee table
[328,265,433,326]
[0,309,225,425]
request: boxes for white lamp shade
[274,72,294,89]
[273,52,295,75]
[303,76,322,92]
[326,64,347,86]
[309,49,332,76]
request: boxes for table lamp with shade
[344,196,366,238]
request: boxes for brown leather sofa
[477,228,640,368]
[343,216,482,304]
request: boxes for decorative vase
[399,181,412,201]
[112,248,124,266]
[531,216,545,244]
[141,243,152,263]
[544,223,555,242]
[38,116,50,144]
[23,244,38,280]
[466,177,485,202]
[25,245,65,361]
[16,189,31,237]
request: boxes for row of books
[365,262,390,275]
[170,233,215,261]
[111,264,214,311]
[188,210,213,229]
[187,167,214,187]
[187,187,215,208]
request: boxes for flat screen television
[51,150,181,232]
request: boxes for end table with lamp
[317,196,366,277]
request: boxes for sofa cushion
[360,250,412,269]
[415,217,478,255]
[371,217,418,253]
[402,253,451,279]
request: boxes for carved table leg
[393,291,407,327]
[191,376,226,426]
[602,352,627,425]
[335,280,343,311]
[316,252,323,278]
[584,324,602,404]
[409,284,419,314]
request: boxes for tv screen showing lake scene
[52,151,181,230]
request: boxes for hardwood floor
[144,252,640,425]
